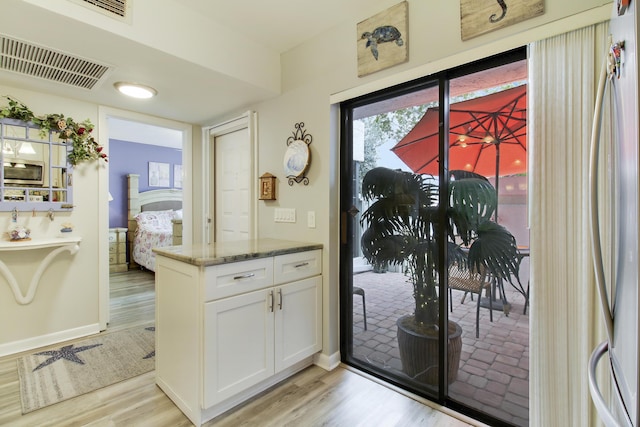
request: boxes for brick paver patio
[352,258,530,426]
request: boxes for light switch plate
[274,208,296,223]
[307,211,316,228]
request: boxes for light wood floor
[0,269,483,427]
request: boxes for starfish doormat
[17,324,155,414]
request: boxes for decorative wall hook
[283,122,313,185]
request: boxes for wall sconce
[259,173,276,200]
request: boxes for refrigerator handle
[588,58,614,344]
[589,341,629,427]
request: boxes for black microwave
[3,159,44,186]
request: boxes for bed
[127,173,182,272]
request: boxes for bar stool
[353,286,367,330]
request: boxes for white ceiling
[179,0,395,53]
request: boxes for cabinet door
[274,276,322,372]
[203,288,274,407]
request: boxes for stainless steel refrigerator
[588,1,640,426]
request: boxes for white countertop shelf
[0,235,82,251]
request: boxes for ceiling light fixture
[114,82,157,99]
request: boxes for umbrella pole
[494,142,500,221]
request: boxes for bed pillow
[174,209,183,220]
[135,210,177,228]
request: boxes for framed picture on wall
[460,0,544,41]
[357,1,408,77]
[149,162,170,187]
[174,164,182,188]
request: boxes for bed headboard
[127,173,183,269]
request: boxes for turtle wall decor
[361,25,404,61]
[357,1,408,77]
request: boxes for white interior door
[206,112,257,244]
[215,129,250,242]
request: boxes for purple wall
[109,139,182,228]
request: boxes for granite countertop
[152,238,322,267]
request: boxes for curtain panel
[528,21,610,427]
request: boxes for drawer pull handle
[278,288,283,310]
[269,290,274,312]
[233,273,255,280]
[294,262,309,268]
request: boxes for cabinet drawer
[205,258,274,301]
[274,249,322,285]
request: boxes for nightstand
[172,219,182,245]
[109,227,128,272]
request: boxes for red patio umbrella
[391,85,527,181]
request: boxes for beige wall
[243,1,613,361]
[0,86,105,353]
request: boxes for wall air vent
[77,0,128,19]
[0,34,111,90]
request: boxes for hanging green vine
[0,96,108,165]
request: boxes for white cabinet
[203,288,274,407]
[274,276,322,372]
[155,247,322,426]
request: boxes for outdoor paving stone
[505,391,529,408]
[467,374,489,389]
[473,388,504,407]
[501,400,529,420]
[485,369,511,384]
[491,362,527,379]
[495,354,519,366]
[503,341,526,351]
[374,343,393,353]
[466,358,491,371]
[508,377,529,397]
[485,380,508,396]
[372,334,394,344]
[512,417,528,427]
[486,327,510,338]
[518,357,529,370]
[460,363,487,377]
[449,381,478,398]
[455,369,470,383]
[470,348,497,364]
[473,340,491,350]
[490,344,525,358]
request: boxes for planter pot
[396,315,462,385]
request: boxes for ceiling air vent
[77,0,128,19]
[0,34,111,90]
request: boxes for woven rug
[17,324,155,414]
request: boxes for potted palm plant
[359,167,521,385]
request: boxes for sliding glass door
[339,48,529,427]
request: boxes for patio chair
[353,286,367,330]
[448,262,493,338]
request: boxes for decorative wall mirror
[0,118,73,211]
[283,122,312,185]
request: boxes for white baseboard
[313,350,341,371]
[0,323,101,357]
